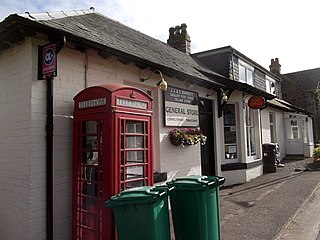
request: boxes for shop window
[290,120,299,139]
[246,106,257,157]
[239,60,254,85]
[269,112,276,143]
[224,104,238,161]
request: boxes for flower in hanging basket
[168,128,207,147]
[313,146,320,162]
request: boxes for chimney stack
[269,58,281,74]
[167,23,191,55]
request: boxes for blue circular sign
[44,48,55,66]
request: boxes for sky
[0,0,319,73]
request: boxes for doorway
[199,98,215,176]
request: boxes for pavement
[220,158,320,240]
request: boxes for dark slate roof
[192,45,281,81]
[0,9,227,88]
[267,98,312,116]
[285,68,320,90]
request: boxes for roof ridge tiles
[18,8,95,21]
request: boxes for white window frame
[266,76,276,95]
[290,120,299,139]
[269,112,276,143]
[246,106,257,158]
[223,103,239,163]
[239,59,254,85]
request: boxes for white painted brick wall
[52,47,120,239]
[0,40,33,240]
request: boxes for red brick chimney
[167,23,191,55]
[269,58,281,74]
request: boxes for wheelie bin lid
[166,175,225,190]
[105,186,169,208]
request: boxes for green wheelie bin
[167,175,225,240]
[105,186,171,240]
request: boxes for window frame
[239,59,254,85]
[266,76,276,95]
[245,106,257,158]
[223,103,239,163]
[269,112,276,143]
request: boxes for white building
[0,9,313,239]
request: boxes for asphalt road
[220,159,320,240]
[168,158,320,240]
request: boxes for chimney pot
[269,58,281,74]
[167,23,191,55]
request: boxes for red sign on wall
[248,96,265,109]
[38,43,57,80]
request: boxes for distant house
[193,49,314,167]
[283,68,320,144]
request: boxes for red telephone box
[72,84,154,240]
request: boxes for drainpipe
[46,75,54,240]
[46,36,66,240]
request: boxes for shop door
[199,98,215,176]
[73,115,105,240]
[285,118,303,155]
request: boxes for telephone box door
[116,114,153,192]
[73,114,107,240]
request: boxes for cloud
[0,0,320,72]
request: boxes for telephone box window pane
[126,121,143,133]
[126,136,144,148]
[82,136,98,150]
[127,150,144,163]
[121,120,125,133]
[126,180,144,189]
[126,166,144,179]
[83,121,98,134]
[121,136,124,149]
[121,151,125,165]
[83,164,98,183]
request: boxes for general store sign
[164,86,199,127]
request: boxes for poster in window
[228,145,237,154]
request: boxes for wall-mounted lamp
[218,88,231,118]
[220,89,228,103]
[140,70,168,91]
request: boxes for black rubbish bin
[262,143,277,173]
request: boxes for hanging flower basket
[168,128,207,147]
[313,146,320,165]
